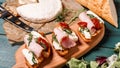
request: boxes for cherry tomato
[37,37,49,50]
[59,22,70,29]
[91,18,101,30]
[78,22,87,27]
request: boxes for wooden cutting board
[13,22,105,68]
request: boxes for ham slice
[54,27,68,43]
[54,27,76,48]
[79,11,96,34]
[24,35,44,57]
[61,37,76,48]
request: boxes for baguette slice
[76,0,118,28]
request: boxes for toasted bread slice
[24,43,51,68]
[77,23,104,42]
[56,49,69,56]
[76,0,118,28]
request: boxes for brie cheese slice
[17,0,62,23]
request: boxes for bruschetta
[22,31,51,68]
[77,10,104,42]
[52,22,78,56]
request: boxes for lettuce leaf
[67,58,88,68]
[90,61,99,68]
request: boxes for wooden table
[0,0,120,68]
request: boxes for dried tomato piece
[37,37,49,50]
[59,22,70,29]
[91,18,101,30]
[78,22,87,28]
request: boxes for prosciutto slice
[24,35,44,57]
[54,27,68,43]
[61,37,76,48]
[79,11,96,34]
[54,27,76,48]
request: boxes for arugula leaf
[55,9,68,22]
[29,51,37,64]
[68,8,85,24]
[55,13,65,22]
[87,14,95,18]
[52,34,59,43]
[39,42,47,50]
[63,29,72,34]
[32,56,37,64]
[27,33,33,46]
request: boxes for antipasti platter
[13,23,104,68]
[0,0,118,68]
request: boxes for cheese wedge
[76,0,118,28]
[17,0,62,23]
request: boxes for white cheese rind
[17,0,63,23]
[18,0,38,5]
[22,49,38,65]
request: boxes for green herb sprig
[55,9,69,22]
[68,8,85,24]
[29,51,37,64]
[52,34,59,43]
[63,29,72,34]
[27,33,33,46]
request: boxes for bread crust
[56,49,69,56]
